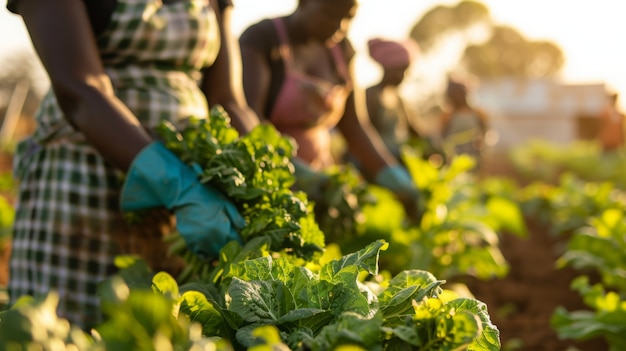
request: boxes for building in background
[472,78,608,149]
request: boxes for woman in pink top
[239,0,419,209]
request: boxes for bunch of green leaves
[155,106,325,281]
[170,240,500,351]
[0,241,501,351]
[312,164,376,244]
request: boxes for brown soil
[459,151,610,351]
[457,219,608,351]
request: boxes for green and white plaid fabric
[10,0,219,330]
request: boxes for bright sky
[2,0,626,102]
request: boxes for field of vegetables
[0,109,624,351]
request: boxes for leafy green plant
[0,241,501,350]
[551,277,626,351]
[542,185,626,349]
[119,241,501,351]
[513,172,626,239]
[312,164,376,245]
[557,208,626,292]
[0,292,96,350]
[510,139,626,189]
[349,149,527,281]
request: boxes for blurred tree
[461,25,564,78]
[409,0,491,52]
[409,0,564,79]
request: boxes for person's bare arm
[337,90,398,178]
[201,0,259,135]
[365,86,381,132]
[239,39,272,122]
[16,0,152,171]
[397,96,422,138]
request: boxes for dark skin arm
[367,84,421,139]
[397,96,422,138]
[202,2,260,135]
[15,0,151,171]
[338,92,397,177]
[240,41,272,124]
[365,86,382,132]
[337,72,398,179]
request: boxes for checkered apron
[9,0,219,329]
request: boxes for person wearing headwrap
[357,37,423,162]
[368,37,419,70]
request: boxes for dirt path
[455,218,607,351]
[455,152,609,350]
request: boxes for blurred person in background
[363,37,423,161]
[439,76,489,170]
[238,0,420,213]
[6,0,256,330]
[598,92,625,154]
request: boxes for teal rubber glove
[375,165,417,195]
[120,142,245,260]
[375,165,423,221]
[292,158,329,202]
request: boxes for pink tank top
[269,18,352,170]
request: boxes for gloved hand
[291,158,329,202]
[120,142,245,260]
[375,165,423,222]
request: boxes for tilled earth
[457,218,609,351]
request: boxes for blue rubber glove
[292,158,329,201]
[120,142,245,260]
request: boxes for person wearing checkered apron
[6,0,255,330]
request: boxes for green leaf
[447,298,501,351]
[486,196,528,237]
[179,290,227,337]
[227,278,296,323]
[304,311,384,350]
[320,240,388,280]
[296,277,371,317]
[152,271,179,300]
[379,270,442,307]
[277,308,334,333]
[447,309,482,347]
[96,290,188,349]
